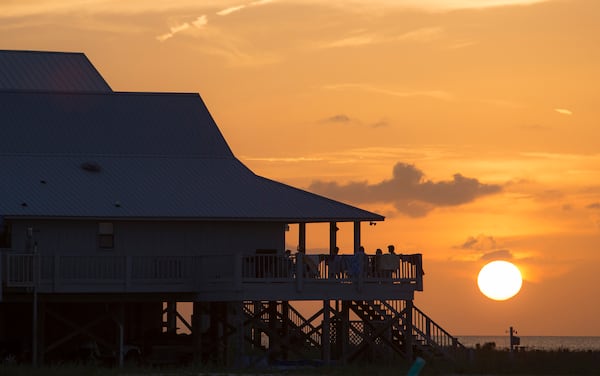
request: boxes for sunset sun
[477,261,523,301]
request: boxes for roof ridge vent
[81,161,102,173]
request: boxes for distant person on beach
[387,244,396,254]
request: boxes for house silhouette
[0,50,461,366]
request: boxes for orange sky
[2,0,600,336]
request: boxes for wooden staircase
[237,300,464,365]
[350,300,464,360]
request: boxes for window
[98,222,114,249]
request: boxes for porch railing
[1,251,423,293]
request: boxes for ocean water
[457,336,600,351]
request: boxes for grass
[1,349,599,376]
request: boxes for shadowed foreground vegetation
[1,349,599,376]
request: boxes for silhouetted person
[328,246,341,278]
[387,244,396,255]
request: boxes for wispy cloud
[321,114,352,123]
[217,0,274,16]
[555,108,573,115]
[453,234,516,262]
[322,83,453,101]
[321,26,443,49]
[396,26,443,42]
[156,15,207,41]
[217,5,247,16]
[0,0,554,19]
[308,162,502,217]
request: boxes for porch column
[298,223,306,252]
[329,222,337,254]
[353,221,361,253]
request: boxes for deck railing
[1,251,423,294]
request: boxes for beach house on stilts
[0,50,463,366]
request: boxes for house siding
[8,219,285,257]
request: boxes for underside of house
[0,49,463,366]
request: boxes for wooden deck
[0,252,423,301]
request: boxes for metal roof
[0,91,383,222]
[0,91,233,158]
[0,50,112,93]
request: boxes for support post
[353,221,361,253]
[0,252,3,302]
[166,300,177,334]
[234,301,245,366]
[281,301,289,360]
[298,223,306,252]
[404,299,414,360]
[329,222,337,254]
[38,301,45,365]
[341,300,350,365]
[322,300,331,364]
[267,301,277,363]
[117,303,124,368]
[31,251,39,366]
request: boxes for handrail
[412,305,464,350]
[2,252,424,293]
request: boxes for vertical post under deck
[234,301,244,366]
[281,301,289,360]
[166,300,177,334]
[31,253,38,366]
[192,302,204,364]
[117,303,124,368]
[267,301,277,363]
[341,300,350,364]
[322,300,330,364]
[404,299,414,360]
[38,301,45,365]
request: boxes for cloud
[322,114,352,123]
[156,15,207,41]
[454,234,515,262]
[217,5,247,15]
[324,34,377,48]
[217,0,275,16]
[460,234,498,251]
[308,162,502,217]
[554,108,572,115]
[0,0,554,19]
[396,26,443,42]
[192,15,208,27]
[481,249,514,261]
[321,26,443,49]
[371,120,389,128]
[322,83,453,101]
[586,202,600,210]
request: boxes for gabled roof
[0,50,111,93]
[0,91,383,222]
